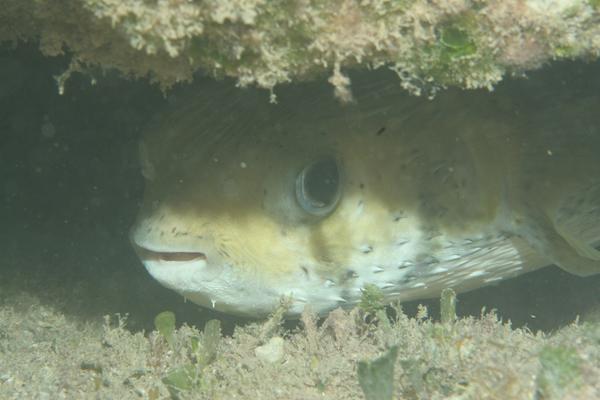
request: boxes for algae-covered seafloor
[1,45,600,399]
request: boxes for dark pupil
[304,158,339,207]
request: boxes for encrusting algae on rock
[2,0,600,95]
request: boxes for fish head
[130,86,439,317]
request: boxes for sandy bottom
[1,271,600,400]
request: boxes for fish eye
[295,157,341,217]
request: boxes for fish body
[131,74,600,317]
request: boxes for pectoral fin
[509,208,600,277]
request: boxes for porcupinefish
[130,74,600,317]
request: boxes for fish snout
[128,217,211,264]
[128,220,226,288]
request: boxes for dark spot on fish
[393,212,405,222]
[263,188,268,196]
[171,227,177,234]
[344,270,358,280]
[423,256,440,266]
[159,215,165,221]
[361,245,373,254]
[300,266,310,278]
[219,249,230,258]
[359,183,365,189]
[376,127,386,136]
[400,272,418,283]
[395,238,409,246]
[422,230,442,241]
[160,231,164,237]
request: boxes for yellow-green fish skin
[131,76,600,317]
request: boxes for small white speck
[211,299,216,308]
[213,157,219,163]
[410,282,426,288]
[431,266,448,274]
[547,149,553,156]
[467,270,486,278]
[324,279,336,287]
[240,161,247,168]
[269,91,278,104]
[484,276,503,283]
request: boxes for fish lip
[131,242,207,263]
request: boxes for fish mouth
[132,243,208,263]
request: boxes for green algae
[154,311,176,346]
[161,318,222,399]
[440,26,477,59]
[359,283,386,316]
[358,345,399,400]
[537,345,583,398]
[162,365,197,399]
[440,288,457,324]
